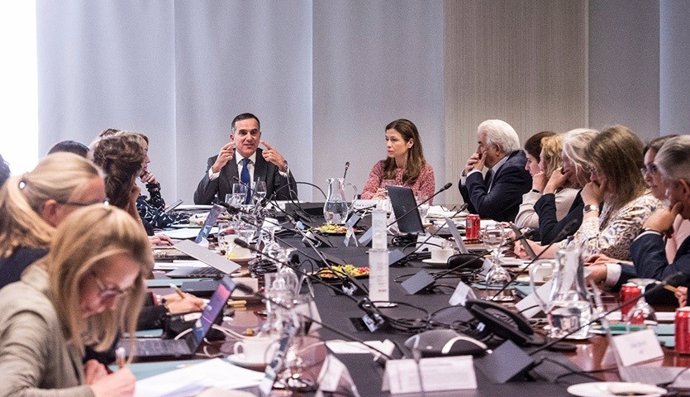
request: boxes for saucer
[225,255,255,265]
[226,353,267,370]
[567,382,666,397]
[422,258,449,265]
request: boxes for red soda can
[675,307,690,354]
[620,283,641,318]
[465,214,480,241]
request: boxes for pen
[115,347,126,369]
[664,284,678,294]
[170,283,186,299]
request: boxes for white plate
[567,382,666,397]
[169,223,195,228]
[655,312,676,322]
[422,258,449,265]
[177,204,214,211]
[500,258,530,267]
[226,353,268,370]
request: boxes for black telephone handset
[465,299,544,347]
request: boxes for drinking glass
[252,180,267,206]
[415,195,430,223]
[482,224,513,301]
[626,278,657,328]
[231,183,248,206]
[280,294,317,392]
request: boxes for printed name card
[515,280,554,319]
[449,281,477,306]
[382,356,477,394]
[612,328,664,367]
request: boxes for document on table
[154,260,209,271]
[134,358,264,397]
[162,227,218,239]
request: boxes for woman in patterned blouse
[360,119,435,203]
[517,125,661,261]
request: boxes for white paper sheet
[134,358,264,397]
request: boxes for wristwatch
[583,204,599,214]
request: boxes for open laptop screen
[195,204,224,244]
[387,185,424,234]
[191,276,235,344]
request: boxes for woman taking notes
[361,119,435,202]
[0,204,152,396]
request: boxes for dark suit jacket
[533,190,584,244]
[459,150,532,222]
[194,148,298,205]
[631,232,690,281]
[0,246,47,289]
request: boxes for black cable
[552,366,618,383]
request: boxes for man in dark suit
[630,136,690,283]
[587,136,690,304]
[459,119,531,222]
[194,113,297,204]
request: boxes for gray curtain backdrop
[36,0,444,204]
[35,0,690,205]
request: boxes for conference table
[144,208,690,396]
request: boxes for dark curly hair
[90,134,145,209]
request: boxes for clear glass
[626,278,657,328]
[482,224,513,301]
[324,178,349,225]
[252,180,267,206]
[280,294,317,392]
[231,182,248,206]
[415,195,430,223]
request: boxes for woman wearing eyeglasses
[0,204,151,396]
[0,152,107,289]
[585,134,690,289]
[516,125,661,265]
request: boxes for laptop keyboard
[135,338,191,356]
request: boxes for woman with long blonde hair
[514,132,578,231]
[0,204,152,396]
[0,153,106,289]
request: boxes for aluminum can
[675,307,690,354]
[465,214,480,241]
[620,283,641,318]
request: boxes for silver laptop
[166,239,241,278]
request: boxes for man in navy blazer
[630,136,690,284]
[459,119,531,222]
[194,113,297,204]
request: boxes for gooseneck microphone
[233,237,390,334]
[386,182,453,228]
[489,218,580,301]
[528,271,686,356]
[232,237,358,302]
[343,161,350,180]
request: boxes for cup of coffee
[430,247,454,263]
[233,336,278,364]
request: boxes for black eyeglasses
[56,198,110,207]
[90,270,133,300]
[640,163,658,176]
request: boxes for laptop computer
[194,204,224,244]
[119,276,235,361]
[387,185,424,234]
[165,239,241,278]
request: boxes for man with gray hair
[631,135,690,281]
[459,119,531,221]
